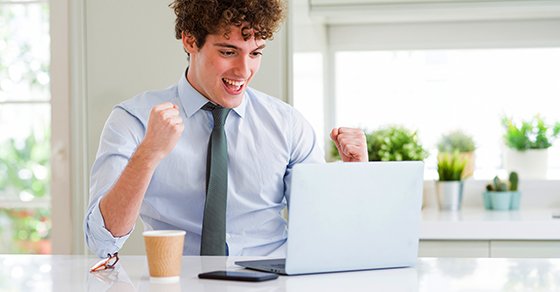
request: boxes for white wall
[81,0,288,255]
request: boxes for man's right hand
[140,102,184,161]
[99,102,184,237]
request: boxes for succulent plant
[509,171,519,191]
[486,171,520,192]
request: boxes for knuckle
[338,136,349,144]
[150,107,159,115]
[174,124,184,132]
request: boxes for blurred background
[1,0,559,254]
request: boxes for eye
[251,51,263,57]
[220,50,235,57]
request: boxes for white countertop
[421,208,560,240]
[3,255,560,291]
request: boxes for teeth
[223,78,245,87]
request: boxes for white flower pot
[504,148,548,179]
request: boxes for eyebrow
[214,43,266,51]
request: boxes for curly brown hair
[169,0,286,49]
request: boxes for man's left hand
[330,127,368,162]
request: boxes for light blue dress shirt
[84,73,325,258]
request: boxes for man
[84,0,367,258]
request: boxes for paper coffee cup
[143,230,186,283]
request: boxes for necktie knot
[202,102,230,128]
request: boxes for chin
[217,94,244,109]
[223,99,243,109]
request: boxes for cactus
[492,176,508,192]
[487,172,520,192]
[509,171,519,191]
[497,181,508,192]
[492,176,500,190]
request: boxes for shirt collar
[178,70,247,119]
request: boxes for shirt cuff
[86,197,135,258]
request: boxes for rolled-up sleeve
[85,197,134,258]
[84,106,145,258]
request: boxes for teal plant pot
[482,192,492,210]
[510,191,521,210]
[483,191,521,211]
[490,192,511,210]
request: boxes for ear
[182,32,198,54]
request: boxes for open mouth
[222,78,245,95]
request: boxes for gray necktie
[200,102,231,256]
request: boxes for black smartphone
[198,270,279,282]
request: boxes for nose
[234,55,251,79]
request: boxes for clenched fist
[140,102,184,161]
[330,127,368,162]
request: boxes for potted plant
[483,172,520,211]
[435,152,467,211]
[437,130,476,179]
[331,125,429,161]
[502,115,560,179]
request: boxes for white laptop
[235,161,424,275]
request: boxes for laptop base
[235,259,287,275]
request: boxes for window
[334,48,560,179]
[293,16,560,179]
[0,0,51,253]
[293,53,325,144]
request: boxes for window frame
[0,0,53,253]
[50,0,88,254]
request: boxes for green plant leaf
[437,130,476,153]
[437,151,467,181]
[330,125,429,161]
[502,115,559,150]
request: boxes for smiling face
[183,25,265,109]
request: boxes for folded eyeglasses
[89,252,119,272]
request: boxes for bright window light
[334,48,560,179]
[293,52,325,144]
